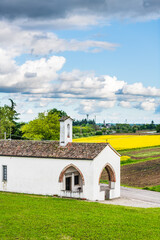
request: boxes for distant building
[106,123,111,129]
[0,117,120,201]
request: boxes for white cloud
[122,82,160,97]
[0,49,17,74]
[1,0,160,29]
[119,101,131,108]
[137,99,157,111]
[31,37,118,55]
[0,55,66,93]
[16,14,107,30]
[59,71,125,100]
[0,21,118,58]
[0,49,160,115]
[26,109,34,114]
[78,99,116,114]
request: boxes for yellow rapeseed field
[73,135,160,150]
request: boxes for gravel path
[100,186,160,208]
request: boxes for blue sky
[0,0,160,123]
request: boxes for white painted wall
[0,145,120,201]
[60,118,72,146]
[92,145,120,200]
[0,156,92,199]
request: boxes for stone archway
[99,163,116,199]
[99,163,116,184]
[59,163,85,185]
[59,164,85,198]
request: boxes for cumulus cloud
[58,71,125,100]
[0,1,159,120]
[0,21,118,57]
[0,54,160,111]
[119,101,131,108]
[135,99,157,111]
[0,55,66,93]
[0,0,160,26]
[0,51,159,115]
[122,82,160,97]
[15,15,106,30]
[3,15,157,119]
[0,49,17,74]
[78,100,116,114]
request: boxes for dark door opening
[66,177,71,191]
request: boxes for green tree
[0,99,19,139]
[102,127,107,134]
[49,108,67,118]
[12,122,26,139]
[156,124,160,133]
[21,110,62,140]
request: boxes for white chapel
[0,116,120,201]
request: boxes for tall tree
[21,109,66,140]
[49,108,67,117]
[156,124,160,133]
[0,99,19,139]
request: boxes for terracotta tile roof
[59,116,72,121]
[0,140,108,160]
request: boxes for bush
[91,132,96,136]
[83,133,88,137]
[96,131,102,135]
[73,126,81,134]
[156,124,160,133]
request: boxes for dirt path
[100,186,160,208]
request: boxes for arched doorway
[59,164,85,198]
[99,163,116,199]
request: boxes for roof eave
[0,154,94,160]
[107,143,121,157]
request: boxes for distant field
[120,159,160,188]
[73,134,160,150]
[119,146,160,191]
[0,192,160,240]
[119,146,160,165]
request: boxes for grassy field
[119,146,160,165]
[1,136,159,239]
[143,185,160,192]
[0,192,160,240]
[73,134,160,150]
[117,146,160,190]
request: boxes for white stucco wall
[0,145,120,201]
[92,145,120,200]
[60,118,72,146]
[0,156,93,199]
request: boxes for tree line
[0,99,22,139]
[0,100,160,140]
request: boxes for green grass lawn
[119,146,160,166]
[120,156,160,166]
[143,185,160,192]
[119,145,160,157]
[0,192,160,240]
